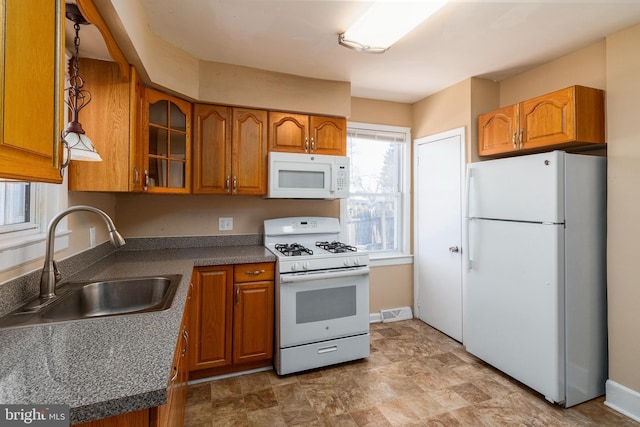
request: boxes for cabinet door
[0,0,63,183]
[190,266,233,371]
[268,111,309,153]
[310,116,346,155]
[233,280,274,365]
[143,88,191,194]
[232,108,268,195]
[478,104,519,156]
[520,87,574,150]
[69,60,142,192]
[521,85,605,151]
[193,104,231,194]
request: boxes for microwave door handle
[329,165,336,193]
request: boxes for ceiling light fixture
[61,3,102,163]
[338,1,448,53]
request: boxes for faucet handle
[52,260,62,284]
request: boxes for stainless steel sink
[0,275,182,329]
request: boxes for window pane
[347,137,401,193]
[346,194,399,251]
[345,127,405,255]
[0,182,30,226]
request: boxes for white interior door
[414,128,465,342]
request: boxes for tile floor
[184,319,638,426]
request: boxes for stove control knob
[290,263,299,271]
[303,261,311,270]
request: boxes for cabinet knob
[245,269,266,275]
[449,246,459,253]
[305,137,309,152]
[311,137,316,152]
[233,176,237,190]
[225,176,231,193]
[144,170,149,192]
[512,131,517,149]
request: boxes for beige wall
[413,79,471,141]
[114,194,338,237]
[605,23,640,394]
[499,40,607,106]
[95,0,351,117]
[350,97,413,127]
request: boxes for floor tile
[184,319,638,426]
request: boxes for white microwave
[267,152,350,199]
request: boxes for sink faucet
[39,205,126,301]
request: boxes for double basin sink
[0,275,182,329]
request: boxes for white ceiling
[95,1,640,103]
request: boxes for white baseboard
[605,379,640,422]
[370,312,382,323]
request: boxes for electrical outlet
[219,217,233,231]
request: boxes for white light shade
[341,1,447,52]
[64,132,103,162]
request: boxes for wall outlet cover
[219,217,233,231]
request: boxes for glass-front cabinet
[143,88,191,193]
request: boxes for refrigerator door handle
[465,166,474,219]
[466,218,473,270]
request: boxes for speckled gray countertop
[0,242,275,424]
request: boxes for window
[0,179,68,272]
[0,181,36,234]
[341,123,411,265]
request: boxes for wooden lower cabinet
[233,264,275,365]
[190,263,274,379]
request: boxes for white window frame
[340,122,413,267]
[0,176,69,273]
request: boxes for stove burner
[275,243,313,257]
[316,241,357,253]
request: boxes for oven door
[279,267,370,348]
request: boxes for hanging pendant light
[62,3,102,162]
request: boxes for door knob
[449,246,459,253]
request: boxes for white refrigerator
[464,150,607,407]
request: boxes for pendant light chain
[66,22,91,131]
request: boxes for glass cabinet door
[144,88,191,193]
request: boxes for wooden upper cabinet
[269,112,346,155]
[69,60,144,192]
[520,85,605,151]
[478,104,519,157]
[310,115,347,155]
[193,105,267,195]
[478,85,605,157]
[0,0,64,183]
[232,108,268,195]
[193,104,231,194]
[268,112,308,153]
[142,88,192,194]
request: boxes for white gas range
[264,217,370,375]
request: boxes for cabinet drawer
[234,263,274,282]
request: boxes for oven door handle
[280,267,370,284]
